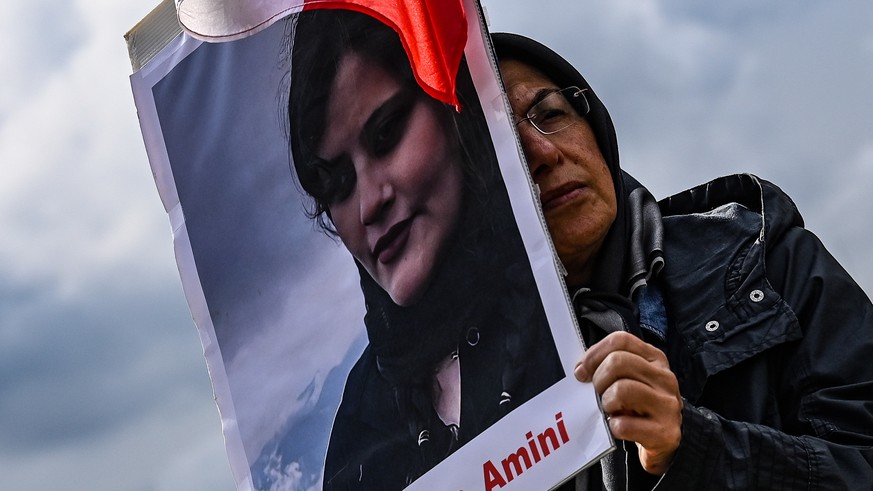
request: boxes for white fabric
[176,0,304,41]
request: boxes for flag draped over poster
[177,0,467,108]
[303,0,467,109]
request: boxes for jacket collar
[658,174,803,401]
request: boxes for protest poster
[126,1,613,489]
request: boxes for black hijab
[491,33,664,342]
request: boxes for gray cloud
[0,1,84,122]
[0,0,237,488]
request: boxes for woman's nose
[358,165,394,226]
[518,123,561,179]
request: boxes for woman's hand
[574,331,683,475]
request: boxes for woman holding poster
[287,9,563,489]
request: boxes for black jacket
[582,174,873,490]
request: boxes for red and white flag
[177,0,467,108]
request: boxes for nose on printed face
[359,164,395,226]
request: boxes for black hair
[288,9,495,236]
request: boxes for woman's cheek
[330,201,367,263]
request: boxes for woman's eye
[366,94,415,157]
[538,108,568,123]
[311,155,356,205]
[330,157,356,203]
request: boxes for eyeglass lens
[528,87,589,135]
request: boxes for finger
[600,380,682,473]
[606,412,680,451]
[599,378,682,421]
[588,350,676,396]
[607,414,681,474]
[576,331,666,381]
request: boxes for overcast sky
[0,1,870,490]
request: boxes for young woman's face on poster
[318,52,465,307]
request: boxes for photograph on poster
[286,9,565,489]
[129,2,612,490]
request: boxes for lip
[373,217,414,264]
[539,182,586,211]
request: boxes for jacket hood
[660,173,805,246]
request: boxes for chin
[388,288,421,307]
[386,275,431,307]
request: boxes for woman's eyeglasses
[515,86,590,135]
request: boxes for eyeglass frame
[513,86,590,136]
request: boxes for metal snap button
[750,289,764,302]
[417,429,430,446]
[466,327,480,346]
[705,320,720,332]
